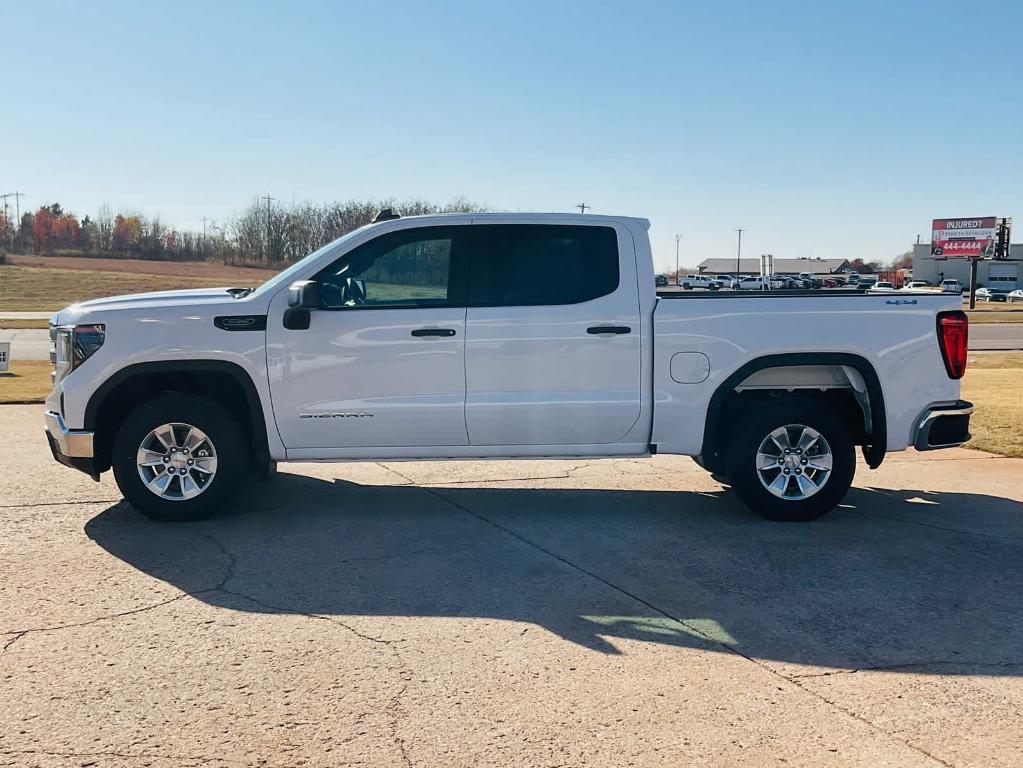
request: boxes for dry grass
[0,361,51,404]
[962,353,1023,458]
[967,308,1023,323]
[8,253,275,281]
[0,265,236,311]
[0,319,49,329]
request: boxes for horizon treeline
[0,197,487,267]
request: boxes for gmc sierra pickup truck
[45,212,973,522]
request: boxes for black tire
[726,399,855,522]
[112,394,247,521]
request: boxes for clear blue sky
[6,0,1023,272]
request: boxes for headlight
[53,324,105,380]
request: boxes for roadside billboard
[931,217,997,258]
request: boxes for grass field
[0,319,49,329]
[1,256,280,312]
[0,361,51,404]
[961,352,1023,458]
[4,353,1020,459]
[0,265,241,311]
[7,254,275,281]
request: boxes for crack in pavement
[5,528,417,766]
[0,498,120,509]
[856,510,1023,542]
[789,660,1023,678]
[0,747,267,766]
[396,478,960,768]
[375,460,597,488]
[211,586,413,766]
[1,533,237,648]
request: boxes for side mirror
[287,280,320,309]
[284,280,319,331]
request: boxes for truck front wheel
[726,400,855,522]
[111,394,246,521]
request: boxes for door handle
[587,325,631,335]
[411,328,457,337]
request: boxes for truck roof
[388,211,652,229]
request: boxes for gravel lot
[2,404,1022,767]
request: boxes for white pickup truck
[45,212,974,523]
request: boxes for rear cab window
[468,224,619,306]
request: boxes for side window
[469,225,619,307]
[315,227,464,309]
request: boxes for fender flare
[700,352,887,469]
[84,360,270,465]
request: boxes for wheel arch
[85,360,270,474]
[700,353,887,472]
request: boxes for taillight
[937,310,968,379]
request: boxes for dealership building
[911,243,1021,289]
[697,257,851,276]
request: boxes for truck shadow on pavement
[85,472,1023,673]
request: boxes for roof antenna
[373,208,401,223]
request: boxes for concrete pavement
[2,404,1022,767]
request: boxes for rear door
[464,222,642,446]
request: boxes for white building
[912,243,1021,289]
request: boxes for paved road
[3,323,1022,362]
[0,311,52,320]
[0,329,50,361]
[970,322,1023,350]
[2,404,1022,767]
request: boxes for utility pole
[576,203,589,214]
[200,217,209,255]
[261,195,275,261]
[734,228,745,275]
[675,233,682,286]
[0,192,24,247]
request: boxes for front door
[267,225,470,450]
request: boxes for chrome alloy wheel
[755,424,833,501]
[136,422,218,501]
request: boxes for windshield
[247,225,373,300]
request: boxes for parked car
[974,287,1008,303]
[903,281,930,290]
[655,275,669,288]
[680,275,722,291]
[737,275,785,290]
[44,211,974,524]
[797,273,822,289]
[869,281,897,293]
[1008,289,1023,303]
[855,278,877,291]
[822,277,846,288]
[713,274,739,289]
[941,279,963,294]
[775,275,804,289]
[845,274,861,285]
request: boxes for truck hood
[52,287,244,324]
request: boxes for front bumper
[913,400,974,451]
[44,411,100,479]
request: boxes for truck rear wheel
[111,394,246,521]
[726,400,855,522]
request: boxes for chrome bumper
[44,411,95,458]
[914,400,974,451]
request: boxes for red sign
[931,217,997,259]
